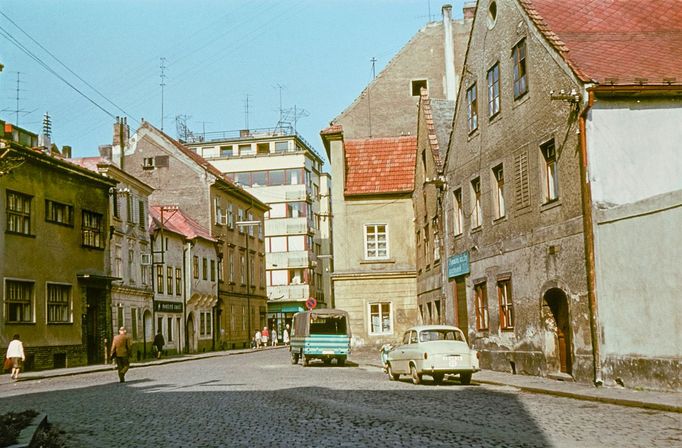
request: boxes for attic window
[487,1,498,29]
[411,79,428,96]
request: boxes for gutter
[578,89,603,386]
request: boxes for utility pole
[371,57,377,79]
[160,57,167,131]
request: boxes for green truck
[290,309,351,366]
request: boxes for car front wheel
[432,373,444,384]
[387,364,400,381]
[410,364,422,385]
[460,372,472,385]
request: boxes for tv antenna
[160,57,167,131]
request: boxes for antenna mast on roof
[160,57,167,131]
[244,93,250,130]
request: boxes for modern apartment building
[185,127,331,337]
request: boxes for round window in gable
[487,1,498,29]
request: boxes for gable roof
[344,136,417,196]
[419,89,455,172]
[519,0,682,85]
[139,121,268,210]
[149,205,216,243]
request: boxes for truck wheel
[460,372,472,385]
[302,356,309,367]
[336,356,346,366]
[432,373,444,384]
[323,358,332,365]
[290,352,299,365]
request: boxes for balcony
[266,251,312,269]
[268,284,310,301]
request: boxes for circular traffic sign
[305,297,317,310]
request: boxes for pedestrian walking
[271,328,278,346]
[5,334,25,381]
[153,330,165,359]
[254,330,262,349]
[110,327,133,383]
[261,327,269,347]
[283,324,290,345]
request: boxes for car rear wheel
[410,364,422,385]
[460,372,472,385]
[387,364,400,381]
[432,373,444,384]
[290,352,299,365]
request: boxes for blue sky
[0,0,466,163]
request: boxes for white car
[384,325,479,385]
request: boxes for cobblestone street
[0,349,680,447]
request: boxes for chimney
[112,116,130,147]
[442,4,457,101]
[99,145,112,160]
[463,2,476,20]
[61,145,72,159]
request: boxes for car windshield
[419,329,465,342]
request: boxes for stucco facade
[1,132,116,370]
[443,0,593,383]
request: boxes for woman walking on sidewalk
[5,334,25,381]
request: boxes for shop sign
[155,301,183,313]
[448,251,470,278]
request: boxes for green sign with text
[448,251,470,278]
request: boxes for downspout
[183,241,190,353]
[578,90,603,386]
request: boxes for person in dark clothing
[110,327,133,383]
[153,330,165,359]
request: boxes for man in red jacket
[110,327,133,383]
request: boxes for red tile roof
[520,0,682,85]
[320,124,343,135]
[344,136,417,196]
[149,205,216,242]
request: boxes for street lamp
[236,220,261,344]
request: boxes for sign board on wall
[154,301,183,313]
[448,251,470,278]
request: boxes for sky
[0,0,466,165]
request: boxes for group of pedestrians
[253,324,290,349]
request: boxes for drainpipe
[578,90,603,386]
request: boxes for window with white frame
[227,203,234,228]
[82,210,104,248]
[471,178,482,229]
[466,83,478,133]
[487,63,501,117]
[6,280,33,323]
[541,140,559,202]
[498,278,514,330]
[364,224,388,259]
[453,188,463,236]
[474,282,489,331]
[369,302,392,334]
[513,39,528,99]
[47,283,71,323]
[492,164,506,219]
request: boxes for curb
[7,412,47,448]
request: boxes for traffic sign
[305,297,317,310]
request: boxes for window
[269,170,285,185]
[247,213,254,236]
[242,306,247,331]
[5,280,33,323]
[82,210,104,248]
[541,140,559,202]
[238,144,254,155]
[493,164,506,219]
[126,194,134,223]
[138,200,146,229]
[220,145,233,157]
[193,256,199,279]
[214,198,224,224]
[200,311,212,337]
[453,188,464,236]
[45,200,73,226]
[466,83,478,132]
[513,39,528,98]
[474,282,489,331]
[167,266,173,294]
[237,208,244,232]
[274,141,289,153]
[113,191,120,219]
[411,79,428,96]
[202,257,208,280]
[498,279,514,330]
[131,308,138,339]
[227,203,234,228]
[228,248,235,283]
[369,303,392,334]
[251,171,267,187]
[268,270,287,286]
[156,265,164,294]
[471,178,482,229]
[175,268,182,295]
[128,249,134,281]
[257,143,269,154]
[432,217,440,262]
[47,283,71,324]
[240,253,246,285]
[487,63,500,117]
[117,306,124,329]
[364,224,388,259]
[7,191,32,235]
[217,257,223,282]
[210,259,216,282]
[143,157,155,169]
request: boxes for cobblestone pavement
[0,349,680,447]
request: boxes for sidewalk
[5,346,681,413]
[349,348,682,414]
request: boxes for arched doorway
[187,313,196,353]
[543,288,572,375]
